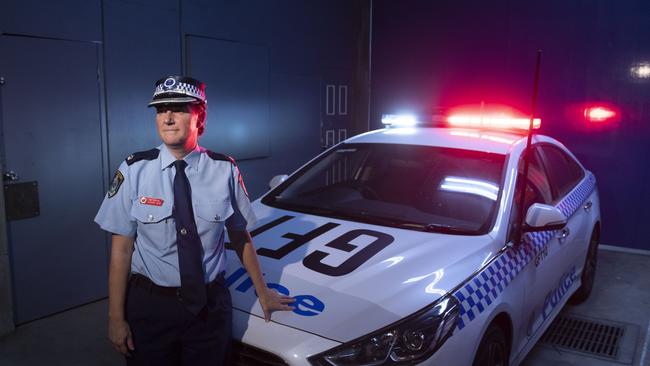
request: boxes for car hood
[225,203,498,343]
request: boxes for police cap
[148,76,206,107]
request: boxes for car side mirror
[268,174,288,190]
[523,203,567,232]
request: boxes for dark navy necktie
[173,160,206,314]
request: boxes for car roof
[345,127,559,155]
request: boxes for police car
[224,109,600,366]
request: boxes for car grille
[231,341,289,366]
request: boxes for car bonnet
[224,203,497,343]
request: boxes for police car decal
[226,266,326,317]
[542,265,578,321]
[453,173,596,330]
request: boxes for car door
[508,146,576,350]
[537,144,592,286]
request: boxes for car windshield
[262,143,506,235]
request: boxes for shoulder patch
[206,150,236,164]
[107,170,124,198]
[126,148,160,166]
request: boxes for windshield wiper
[340,212,475,235]
[422,223,474,235]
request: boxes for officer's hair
[192,103,207,136]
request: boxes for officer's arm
[228,229,266,294]
[108,234,135,354]
[228,229,294,321]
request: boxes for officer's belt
[129,272,225,298]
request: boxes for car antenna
[515,49,542,245]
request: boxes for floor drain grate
[540,314,625,359]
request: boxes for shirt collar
[159,144,202,171]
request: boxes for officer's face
[155,103,200,149]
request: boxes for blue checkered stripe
[154,81,205,101]
[453,173,596,330]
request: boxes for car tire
[571,227,599,304]
[472,323,509,366]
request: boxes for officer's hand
[108,318,135,356]
[259,288,295,322]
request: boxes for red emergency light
[447,114,540,130]
[446,105,541,131]
[584,106,617,123]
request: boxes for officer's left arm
[229,229,294,321]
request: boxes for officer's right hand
[108,318,135,356]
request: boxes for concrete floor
[0,248,648,366]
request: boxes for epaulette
[125,148,160,166]
[206,150,236,165]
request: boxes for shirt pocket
[130,200,173,223]
[194,200,233,246]
[194,200,234,223]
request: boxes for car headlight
[308,295,460,366]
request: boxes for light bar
[447,114,541,130]
[381,114,417,127]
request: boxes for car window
[263,143,506,235]
[508,147,553,242]
[538,145,585,200]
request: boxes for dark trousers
[125,275,232,366]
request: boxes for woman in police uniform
[95,76,294,365]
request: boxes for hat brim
[148,97,200,107]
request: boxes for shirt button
[180,228,187,235]
[214,215,220,220]
[147,214,154,222]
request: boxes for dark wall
[1,0,369,199]
[371,0,650,250]
[0,0,369,325]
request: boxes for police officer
[95,76,294,365]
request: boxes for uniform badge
[163,77,176,90]
[107,170,124,198]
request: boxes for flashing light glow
[447,114,541,130]
[381,114,417,127]
[449,130,516,144]
[440,176,499,201]
[631,63,650,79]
[584,106,616,122]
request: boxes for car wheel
[472,323,509,366]
[571,227,599,304]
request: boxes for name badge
[140,196,164,206]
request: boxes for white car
[224,112,600,366]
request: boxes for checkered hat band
[153,81,205,101]
[453,173,596,330]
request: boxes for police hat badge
[148,76,206,107]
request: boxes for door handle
[583,201,593,212]
[557,228,570,240]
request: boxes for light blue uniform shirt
[94,144,257,286]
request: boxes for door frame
[0,48,15,334]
